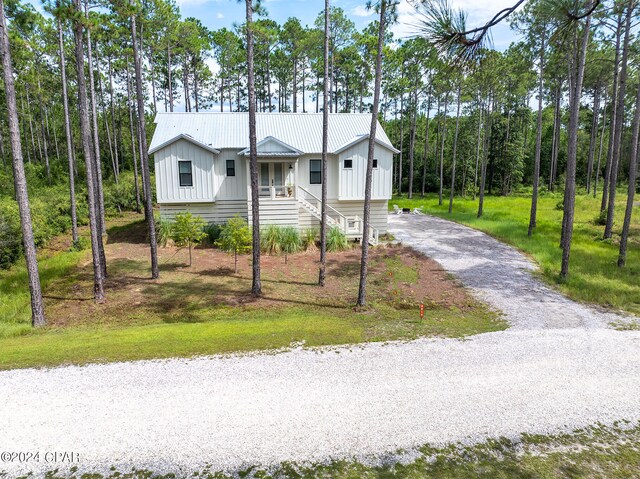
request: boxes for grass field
[394,190,640,316]
[0,214,504,370]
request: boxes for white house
[149,112,399,244]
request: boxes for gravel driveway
[388,214,630,330]
[1,214,639,477]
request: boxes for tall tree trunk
[529,29,545,236]
[131,4,159,280]
[356,0,386,308]
[618,80,640,267]
[448,85,461,214]
[549,84,561,191]
[26,88,38,164]
[604,1,633,239]
[96,50,118,183]
[318,0,330,287]
[149,47,157,115]
[85,2,107,239]
[168,43,174,112]
[586,85,600,192]
[408,90,417,199]
[36,77,51,184]
[127,57,141,213]
[560,14,591,279]
[108,52,120,180]
[245,0,261,296]
[397,92,404,195]
[478,97,493,218]
[439,92,449,206]
[601,12,622,212]
[0,0,46,326]
[473,98,483,201]
[421,92,431,197]
[19,95,31,165]
[56,16,78,244]
[72,0,105,301]
[44,105,60,163]
[593,93,608,198]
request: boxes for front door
[259,162,286,198]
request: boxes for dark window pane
[344,159,353,168]
[310,159,321,184]
[179,173,192,187]
[226,159,236,176]
[373,159,378,169]
[178,161,192,187]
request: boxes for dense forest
[0,0,637,325]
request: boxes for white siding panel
[338,142,392,200]
[154,138,214,204]
[296,154,339,199]
[258,138,295,154]
[160,200,247,224]
[215,149,248,200]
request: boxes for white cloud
[216,12,225,19]
[351,5,374,17]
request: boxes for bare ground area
[43,213,488,331]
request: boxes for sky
[177,0,522,50]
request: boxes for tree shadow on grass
[106,219,149,245]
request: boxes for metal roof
[148,112,396,155]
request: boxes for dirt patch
[44,213,488,328]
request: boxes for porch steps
[296,186,379,246]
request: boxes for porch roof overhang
[148,133,221,155]
[237,136,303,157]
[333,135,401,155]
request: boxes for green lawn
[394,190,640,315]
[0,215,504,370]
[19,422,640,478]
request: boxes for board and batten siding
[296,154,339,199]
[338,141,393,200]
[215,149,248,200]
[154,138,215,203]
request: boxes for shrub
[594,209,607,226]
[155,216,173,247]
[216,216,252,273]
[261,224,282,255]
[71,237,90,252]
[171,212,207,266]
[0,200,21,269]
[301,228,318,252]
[103,172,145,215]
[326,226,350,252]
[203,223,223,246]
[279,227,301,263]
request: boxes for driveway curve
[1,214,639,477]
[388,214,630,330]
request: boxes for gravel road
[1,214,638,477]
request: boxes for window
[373,159,378,169]
[226,159,236,177]
[178,161,193,187]
[344,159,353,169]
[309,159,322,185]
